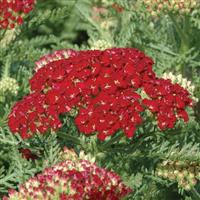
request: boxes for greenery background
[0,0,200,199]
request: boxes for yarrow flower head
[8,48,193,140]
[0,0,35,29]
[142,0,198,16]
[3,159,132,200]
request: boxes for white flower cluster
[0,77,19,96]
[163,72,198,102]
[91,39,112,50]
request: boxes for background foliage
[0,0,200,199]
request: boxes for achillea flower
[19,148,38,160]
[162,72,198,102]
[0,0,35,29]
[3,159,132,200]
[35,49,77,71]
[8,48,193,140]
[142,0,198,16]
[156,159,199,191]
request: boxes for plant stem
[58,131,81,145]
[191,188,200,200]
[2,56,11,78]
[100,131,123,149]
[169,14,190,75]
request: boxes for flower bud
[0,77,19,101]
[90,39,112,50]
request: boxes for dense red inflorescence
[0,0,35,29]
[8,48,193,140]
[3,159,132,200]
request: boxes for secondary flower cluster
[19,148,38,160]
[162,72,198,102]
[142,0,197,16]
[156,159,200,191]
[0,0,35,29]
[3,159,132,200]
[8,48,192,140]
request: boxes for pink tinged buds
[4,159,132,199]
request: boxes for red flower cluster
[8,48,192,140]
[0,0,35,29]
[19,148,38,160]
[3,159,132,200]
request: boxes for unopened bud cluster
[0,77,19,101]
[91,39,112,50]
[100,19,115,30]
[3,157,131,199]
[156,159,200,191]
[91,5,115,30]
[58,147,96,163]
[162,72,198,102]
[142,0,198,16]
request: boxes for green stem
[57,132,81,145]
[169,14,190,75]
[191,188,200,200]
[169,14,188,46]
[2,56,11,78]
[35,133,49,156]
[0,29,6,41]
[100,131,124,149]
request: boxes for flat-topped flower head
[8,48,193,140]
[0,0,35,29]
[3,159,132,200]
